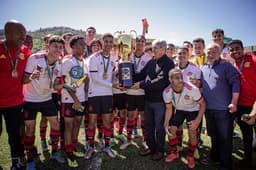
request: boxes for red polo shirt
[0,41,31,107]
[235,53,256,106]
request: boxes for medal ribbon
[45,56,56,86]
[102,54,110,73]
[133,54,142,72]
[3,41,20,72]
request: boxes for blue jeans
[144,101,166,153]
[205,109,234,170]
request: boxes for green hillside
[0,26,87,53]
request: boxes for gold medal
[11,70,18,78]
[103,73,108,79]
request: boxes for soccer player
[23,36,65,169]
[163,68,205,168]
[61,35,89,168]
[119,35,151,150]
[85,33,119,159]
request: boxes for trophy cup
[116,33,135,88]
[63,71,76,93]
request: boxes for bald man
[0,20,31,170]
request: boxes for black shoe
[151,152,163,161]
[139,148,152,156]
[10,163,24,170]
[32,146,40,157]
[236,159,252,168]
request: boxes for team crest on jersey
[184,94,190,100]
[164,86,171,93]
[184,83,192,90]
[19,53,25,60]
[0,54,6,59]
[244,61,250,68]
[141,61,145,66]
[187,71,193,76]
[70,65,84,79]
[53,68,59,75]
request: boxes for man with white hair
[201,43,240,170]
[131,39,175,160]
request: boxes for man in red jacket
[0,20,31,170]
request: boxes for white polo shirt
[61,56,88,103]
[163,82,202,111]
[88,53,116,97]
[126,53,151,95]
[24,53,61,102]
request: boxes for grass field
[0,113,255,170]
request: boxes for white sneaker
[142,141,149,150]
[104,146,116,158]
[84,147,94,160]
[120,140,132,150]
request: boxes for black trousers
[0,105,23,158]
[236,105,254,160]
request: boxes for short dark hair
[183,41,193,48]
[102,33,114,40]
[144,46,152,52]
[43,34,54,42]
[167,43,175,49]
[86,26,96,32]
[90,39,102,50]
[62,32,73,40]
[212,28,224,36]
[136,35,146,41]
[48,35,65,45]
[227,39,244,49]
[177,46,189,53]
[192,38,205,46]
[69,35,84,48]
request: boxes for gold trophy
[116,32,136,87]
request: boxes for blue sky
[1,0,255,46]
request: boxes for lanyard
[102,54,110,73]
[133,53,143,72]
[45,56,56,88]
[3,41,20,71]
[171,88,183,107]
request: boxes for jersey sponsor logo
[187,71,193,76]
[244,61,250,68]
[53,68,60,75]
[19,53,25,60]
[0,54,6,59]
[184,94,190,100]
